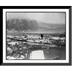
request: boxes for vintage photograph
[6,12,66,60]
[2,8,71,65]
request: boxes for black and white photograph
[1,6,71,65]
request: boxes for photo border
[0,6,72,66]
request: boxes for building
[27,34,41,40]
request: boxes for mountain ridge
[7,18,65,33]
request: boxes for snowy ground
[30,50,45,59]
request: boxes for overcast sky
[7,13,65,24]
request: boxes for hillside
[7,18,65,33]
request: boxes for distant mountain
[7,18,38,31]
[38,22,65,33]
[7,18,65,33]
